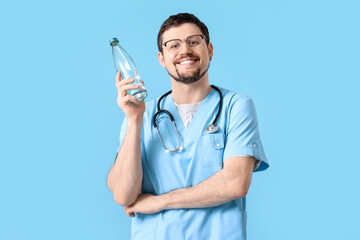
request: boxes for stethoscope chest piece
[154,85,222,152]
[205,124,219,133]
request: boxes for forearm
[107,119,143,206]
[123,157,254,216]
[160,168,248,210]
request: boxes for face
[158,23,213,84]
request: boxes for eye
[169,43,179,49]
[188,39,200,47]
[190,40,199,46]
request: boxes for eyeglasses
[163,35,206,53]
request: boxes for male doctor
[107,13,269,240]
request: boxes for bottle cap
[109,37,119,46]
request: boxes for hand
[116,71,145,121]
[124,194,164,217]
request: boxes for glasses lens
[166,40,181,53]
[187,35,203,48]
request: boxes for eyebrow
[163,34,203,43]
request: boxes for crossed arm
[107,118,256,216]
[123,156,255,217]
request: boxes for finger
[121,84,139,93]
[124,207,130,215]
[124,95,141,105]
[117,82,137,98]
[116,77,135,88]
[117,94,141,108]
[118,89,140,102]
[118,95,139,106]
[116,71,122,86]
[124,207,135,217]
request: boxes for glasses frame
[162,34,206,53]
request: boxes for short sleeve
[223,97,269,172]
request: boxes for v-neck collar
[161,88,219,139]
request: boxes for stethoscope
[152,85,223,153]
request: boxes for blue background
[1,0,359,239]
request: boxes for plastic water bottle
[110,37,147,102]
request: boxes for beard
[167,59,211,85]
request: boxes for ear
[157,52,166,68]
[208,42,213,61]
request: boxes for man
[107,13,269,240]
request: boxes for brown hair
[157,13,210,52]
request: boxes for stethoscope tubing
[153,85,222,127]
[153,85,222,153]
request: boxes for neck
[170,73,212,104]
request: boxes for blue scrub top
[118,87,269,240]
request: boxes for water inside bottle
[123,70,147,102]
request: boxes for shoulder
[214,87,258,126]
[216,86,255,109]
[142,98,158,123]
[145,98,157,111]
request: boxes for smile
[177,58,198,66]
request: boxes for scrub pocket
[200,132,225,167]
[131,213,158,240]
[223,210,247,240]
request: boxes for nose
[178,41,192,54]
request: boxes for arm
[107,118,143,206]
[107,72,145,207]
[124,156,255,216]
[162,156,255,209]
[124,97,266,216]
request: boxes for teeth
[179,60,194,65]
